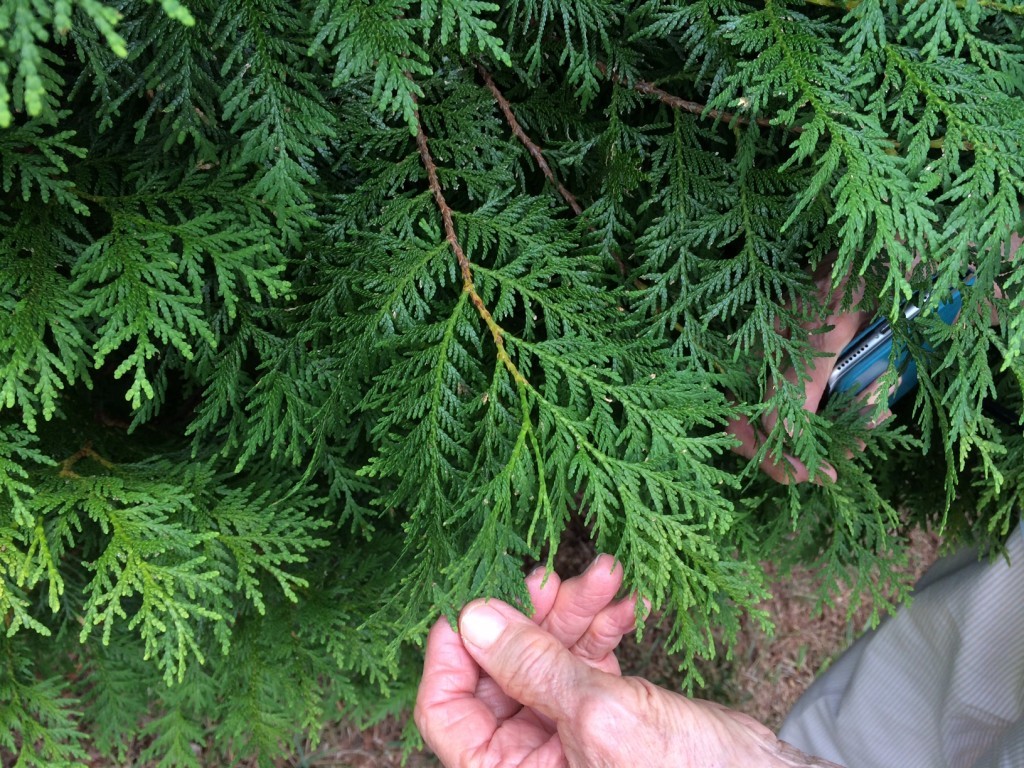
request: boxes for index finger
[793,263,873,414]
[540,554,624,647]
[726,411,817,485]
[765,307,876,431]
[800,306,872,413]
[414,617,496,763]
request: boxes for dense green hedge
[1,0,1022,764]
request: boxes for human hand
[415,555,642,766]
[415,557,841,767]
[728,262,882,485]
[732,230,1024,486]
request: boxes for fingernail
[812,463,838,486]
[636,595,653,620]
[460,603,508,649]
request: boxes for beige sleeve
[779,524,1024,768]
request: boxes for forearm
[658,690,846,768]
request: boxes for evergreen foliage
[1,0,1022,762]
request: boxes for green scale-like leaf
[1,0,1024,762]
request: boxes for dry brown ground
[298,525,942,767]
[620,525,943,731]
[73,527,940,767]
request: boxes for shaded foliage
[1,0,1022,763]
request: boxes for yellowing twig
[413,99,525,384]
[59,442,114,478]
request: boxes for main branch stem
[477,64,584,216]
[479,65,628,275]
[413,107,524,384]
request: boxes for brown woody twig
[59,442,114,478]
[478,64,628,275]
[604,63,968,153]
[597,62,788,134]
[477,64,584,216]
[413,100,524,383]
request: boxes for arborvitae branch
[608,64,962,152]
[413,99,524,384]
[477,64,583,216]
[1,2,1022,762]
[477,65,633,275]
[803,0,1024,15]
[605,65,781,133]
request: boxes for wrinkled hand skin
[730,233,1024,485]
[415,555,844,768]
[727,259,877,486]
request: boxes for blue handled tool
[827,277,971,405]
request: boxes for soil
[300,524,943,767]
[74,524,940,766]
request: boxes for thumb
[459,599,594,723]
